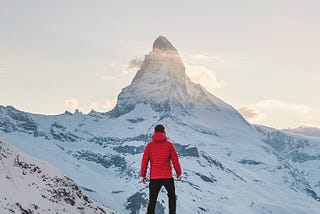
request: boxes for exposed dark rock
[305,188,320,201]
[153,36,177,52]
[113,145,145,155]
[126,192,148,214]
[258,128,313,164]
[198,206,208,212]
[111,190,124,194]
[83,195,91,203]
[239,159,263,165]
[182,180,201,191]
[290,151,320,163]
[107,103,135,118]
[51,122,66,131]
[16,203,32,214]
[80,186,95,193]
[50,123,80,142]
[6,107,39,135]
[0,120,17,133]
[73,150,127,171]
[195,172,216,183]
[202,154,246,182]
[127,117,145,123]
[89,134,151,146]
[174,144,199,157]
[64,197,76,206]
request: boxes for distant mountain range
[1,36,320,214]
[283,126,320,138]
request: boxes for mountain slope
[0,140,117,214]
[1,36,320,213]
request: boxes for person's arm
[170,143,182,180]
[140,144,150,184]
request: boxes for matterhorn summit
[112,36,238,119]
[152,35,177,52]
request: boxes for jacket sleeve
[170,143,182,176]
[140,144,150,177]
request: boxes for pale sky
[0,0,319,129]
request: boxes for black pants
[147,178,176,214]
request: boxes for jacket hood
[152,132,167,142]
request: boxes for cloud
[122,58,143,75]
[256,100,310,114]
[128,59,143,69]
[90,102,100,110]
[65,99,118,113]
[102,99,117,111]
[237,100,312,128]
[65,98,79,111]
[237,106,266,122]
[185,64,227,92]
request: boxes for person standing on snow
[140,124,182,214]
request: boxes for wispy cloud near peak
[185,64,227,92]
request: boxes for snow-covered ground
[0,140,117,214]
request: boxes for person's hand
[177,175,182,181]
[142,176,147,184]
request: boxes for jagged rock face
[112,36,233,117]
[152,36,177,52]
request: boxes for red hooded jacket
[140,132,182,179]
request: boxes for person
[140,124,182,214]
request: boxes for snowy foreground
[0,140,117,214]
[1,36,320,213]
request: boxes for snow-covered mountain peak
[152,35,177,52]
[111,36,236,117]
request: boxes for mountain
[0,140,117,214]
[112,36,235,117]
[1,36,320,213]
[283,126,320,138]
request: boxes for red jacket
[140,132,182,179]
